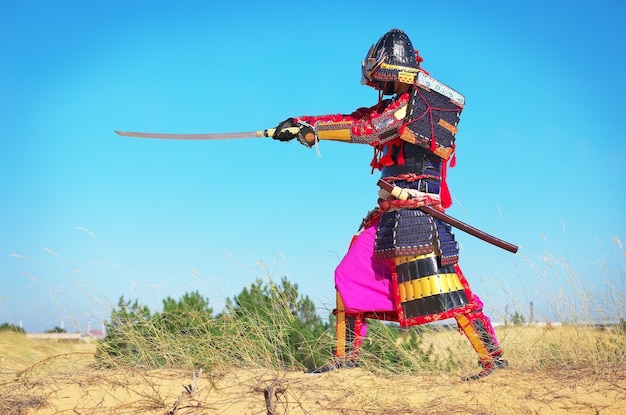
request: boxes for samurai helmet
[361,29,421,92]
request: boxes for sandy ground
[1,334,625,414]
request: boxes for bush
[224,276,331,370]
[359,322,458,374]
[96,277,332,371]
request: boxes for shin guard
[455,309,502,362]
[333,291,366,360]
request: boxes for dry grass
[1,325,625,415]
[408,323,626,375]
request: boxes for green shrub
[96,277,332,371]
[359,322,455,374]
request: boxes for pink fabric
[334,221,395,313]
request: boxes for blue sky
[1,1,624,333]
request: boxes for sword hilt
[377,179,518,254]
[262,126,301,138]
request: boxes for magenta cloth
[334,221,395,313]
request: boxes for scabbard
[418,205,518,254]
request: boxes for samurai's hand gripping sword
[377,179,518,254]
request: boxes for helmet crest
[361,29,421,90]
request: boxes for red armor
[276,29,506,379]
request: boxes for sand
[1,333,624,415]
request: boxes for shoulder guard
[401,72,464,160]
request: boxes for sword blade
[114,130,269,140]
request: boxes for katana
[377,179,519,254]
[114,127,302,140]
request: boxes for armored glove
[272,118,316,147]
[272,118,299,141]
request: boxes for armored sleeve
[294,93,410,146]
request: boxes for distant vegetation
[45,326,67,333]
[0,323,25,334]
